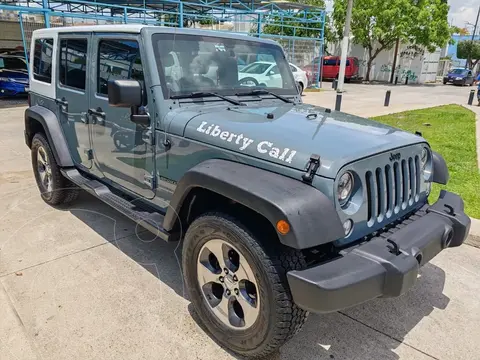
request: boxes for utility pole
[466,5,480,69]
[337,0,354,93]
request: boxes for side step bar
[62,168,171,241]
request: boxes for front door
[56,34,92,169]
[88,35,155,199]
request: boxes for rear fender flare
[164,159,345,249]
[25,106,73,167]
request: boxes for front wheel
[183,213,308,358]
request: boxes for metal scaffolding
[0,0,325,86]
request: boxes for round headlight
[421,147,429,169]
[338,171,354,206]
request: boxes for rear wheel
[298,82,304,95]
[31,133,78,205]
[183,213,308,358]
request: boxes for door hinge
[85,149,93,160]
[144,173,157,189]
[302,154,321,184]
[142,129,155,146]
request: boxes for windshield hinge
[144,172,157,189]
[302,154,321,184]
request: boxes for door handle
[88,107,106,119]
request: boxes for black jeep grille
[365,155,421,226]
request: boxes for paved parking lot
[1,85,480,360]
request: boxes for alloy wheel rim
[37,146,53,194]
[196,239,260,330]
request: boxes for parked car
[289,62,308,94]
[0,54,29,96]
[238,61,307,94]
[443,68,475,86]
[25,25,469,359]
[303,56,360,84]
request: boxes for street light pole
[466,5,480,69]
[337,0,354,93]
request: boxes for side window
[97,39,144,95]
[290,65,297,73]
[59,39,87,91]
[33,38,54,83]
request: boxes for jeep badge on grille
[389,152,401,161]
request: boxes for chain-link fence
[3,0,325,87]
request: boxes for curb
[466,217,480,249]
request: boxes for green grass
[373,104,480,218]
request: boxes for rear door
[55,34,92,169]
[88,35,155,199]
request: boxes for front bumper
[287,190,470,314]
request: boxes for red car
[303,56,360,84]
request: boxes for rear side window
[33,38,54,83]
[97,39,144,95]
[59,38,88,91]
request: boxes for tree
[333,0,452,81]
[457,40,480,69]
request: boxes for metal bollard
[335,93,342,111]
[384,90,391,107]
[394,76,398,85]
[405,77,408,85]
[332,79,337,90]
[468,90,475,105]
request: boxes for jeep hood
[182,103,425,178]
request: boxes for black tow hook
[386,239,401,255]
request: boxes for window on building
[59,38,88,91]
[97,39,144,95]
[33,38,54,83]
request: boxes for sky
[448,0,479,32]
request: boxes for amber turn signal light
[276,220,290,235]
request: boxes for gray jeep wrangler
[25,25,470,358]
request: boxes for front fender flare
[164,159,345,249]
[25,106,73,167]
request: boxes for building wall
[327,40,440,84]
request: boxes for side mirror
[268,70,275,76]
[108,79,143,108]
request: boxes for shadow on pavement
[66,191,449,360]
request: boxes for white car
[238,61,308,94]
[289,63,308,94]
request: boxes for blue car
[0,55,29,96]
[443,68,475,86]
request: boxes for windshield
[450,69,467,75]
[0,57,27,72]
[152,33,297,98]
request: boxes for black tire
[443,81,447,85]
[31,133,79,205]
[238,77,259,87]
[182,213,308,359]
[298,81,304,95]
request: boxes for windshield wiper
[235,89,294,103]
[170,92,245,106]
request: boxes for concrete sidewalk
[2,95,480,360]
[303,83,476,118]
